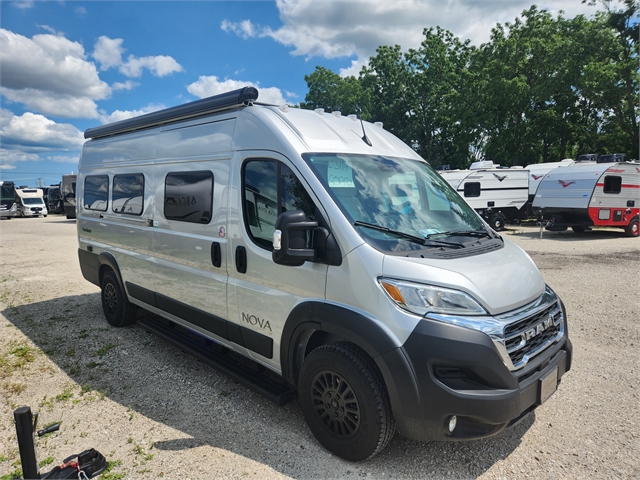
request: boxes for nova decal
[241,312,272,332]
[558,180,575,188]
[492,173,507,182]
[531,174,543,180]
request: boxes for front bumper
[377,312,572,442]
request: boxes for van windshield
[303,153,487,252]
[23,197,44,205]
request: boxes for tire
[571,225,586,233]
[625,217,639,237]
[489,213,506,231]
[100,270,136,327]
[298,342,395,461]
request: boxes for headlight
[378,278,487,316]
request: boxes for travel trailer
[532,161,639,236]
[525,159,575,204]
[0,181,17,219]
[77,88,572,460]
[61,174,77,219]
[15,188,47,217]
[438,162,529,230]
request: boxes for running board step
[138,317,296,406]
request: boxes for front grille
[503,303,563,369]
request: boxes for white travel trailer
[15,188,48,217]
[77,88,572,460]
[525,159,575,202]
[532,161,639,236]
[439,162,529,231]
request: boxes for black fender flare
[97,252,124,290]
[280,302,424,438]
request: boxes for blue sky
[1,0,603,187]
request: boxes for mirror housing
[272,210,318,266]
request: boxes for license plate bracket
[538,367,558,405]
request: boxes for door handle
[211,242,222,268]
[235,246,247,274]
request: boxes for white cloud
[92,36,183,78]
[93,36,125,71]
[187,76,287,105]
[10,0,33,9]
[223,0,599,77]
[120,55,183,78]
[112,80,140,91]
[44,155,80,164]
[75,6,87,15]
[0,28,110,118]
[0,109,84,153]
[99,104,166,124]
[38,25,61,35]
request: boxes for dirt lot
[0,216,638,479]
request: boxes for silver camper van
[77,88,572,461]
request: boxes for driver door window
[242,159,316,250]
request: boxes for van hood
[381,238,545,315]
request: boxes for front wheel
[625,217,639,237]
[101,270,137,327]
[571,225,586,233]
[298,343,395,461]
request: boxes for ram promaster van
[77,88,572,461]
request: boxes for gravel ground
[0,216,638,479]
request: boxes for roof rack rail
[84,87,259,139]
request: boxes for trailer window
[464,182,481,197]
[242,159,316,250]
[84,175,109,211]
[164,171,213,224]
[603,176,621,194]
[112,173,144,215]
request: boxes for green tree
[300,66,371,118]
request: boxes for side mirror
[272,210,318,267]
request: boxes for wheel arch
[280,302,424,439]
[98,252,124,290]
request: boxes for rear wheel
[298,343,395,461]
[489,213,506,231]
[571,225,586,233]
[625,217,639,237]
[101,270,136,327]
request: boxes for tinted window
[112,173,144,215]
[243,160,316,249]
[603,176,621,194]
[464,182,481,197]
[164,171,213,224]
[84,175,109,211]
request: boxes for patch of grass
[95,344,116,357]
[85,361,102,369]
[100,459,124,480]
[0,454,7,463]
[4,382,27,396]
[77,330,89,339]
[0,468,22,480]
[64,348,75,358]
[10,345,37,365]
[127,437,133,444]
[80,384,92,395]
[55,386,74,402]
[39,456,54,467]
[144,453,154,461]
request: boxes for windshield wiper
[354,221,464,248]
[427,229,495,240]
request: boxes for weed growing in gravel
[95,344,116,357]
[100,459,124,480]
[38,456,54,467]
[2,382,26,397]
[55,386,74,403]
[0,455,7,463]
[0,467,22,480]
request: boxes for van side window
[164,171,213,224]
[84,175,109,211]
[112,173,144,215]
[603,176,622,194]
[464,182,481,197]
[243,159,316,250]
